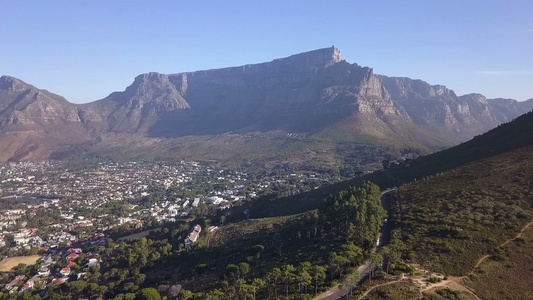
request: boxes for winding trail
[315,193,533,300]
[470,220,533,273]
[356,274,406,300]
[410,220,533,300]
[413,219,533,300]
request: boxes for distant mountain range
[0,46,531,169]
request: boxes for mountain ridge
[0,47,531,169]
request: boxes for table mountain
[0,47,531,170]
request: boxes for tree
[266,267,281,298]
[342,270,360,297]
[238,262,250,279]
[135,287,161,300]
[380,246,400,273]
[328,252,349,279]
[341,243,364,267]
[69,280,87,297]
[297,267,312,294]
[251,278,266,300]
[203,219,212,230]
[134,273,146,285]
[124,293,136,300]
[226,264,239,282]
[236,279,253,300]
[85,282,101,297]
[369,253,383,280]
[281,264,296,297]
[250,245,264,259]
[99,285,109,297]
[311,265,327,295]
[306,210,320,237]
[179,290,193,300]
[204,289,225,300]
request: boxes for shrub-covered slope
[388,145,533,275]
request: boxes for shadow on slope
[249,110,533,219]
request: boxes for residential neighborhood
[0,160,335,294]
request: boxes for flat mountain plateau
[1,47,531,172]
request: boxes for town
[0,160,336,294]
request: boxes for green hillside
[463,226,533,299]
[39,183,385,300]
[387,145,533,275]
[383,110,533,184]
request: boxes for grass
[463,226,533,300]
[0,255,41,272]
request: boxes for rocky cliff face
[0,76,93,161]
[379,76,533,142]
[90,46,402,136]
[0,76,83,130]
[487,98,533,122]
[0,47,531,166]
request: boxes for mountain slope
[381,110,533,184]
[388,145,533,275]
[379,75,533,143]
[363,110,533,281]
[0,76,93,161]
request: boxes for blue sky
[1,1,532,103]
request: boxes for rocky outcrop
[0,76,85,130]
[0,76,93,161]
[90,72,191,134]
[379,76,533,142]
[487,98,533,122]
[89,46,400,136]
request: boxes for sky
[1,1,532,103]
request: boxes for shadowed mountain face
[0,46,531,168]
[379,76,533,143]
[88,47,399,137]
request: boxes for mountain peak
[273,46,344,69]
[134,72,166,82]
[330,45,343,63]
[321,45,343,65]
[0,75,29,91]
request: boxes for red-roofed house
[66,252,79,261]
